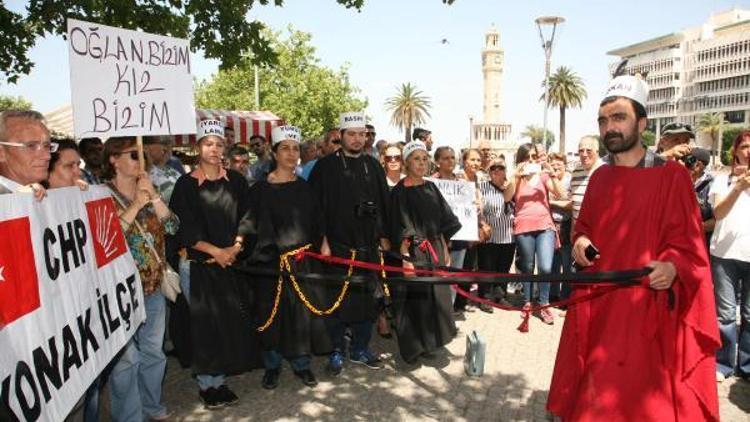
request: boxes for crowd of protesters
[0,71,748,420]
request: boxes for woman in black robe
[389,141,461,364]
[247,126,331,390]
[168,120,259,409]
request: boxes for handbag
[111,190,181,302]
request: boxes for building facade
[470,25,515,161]
[607,8,750,149]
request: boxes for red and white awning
[174,109,284,146]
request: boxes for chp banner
[426,178,479,241]
[67,18,196,138]
[0,187,145,421]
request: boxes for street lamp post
[535,16,565,150]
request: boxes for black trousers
[477,243,516,299]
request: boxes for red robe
[547,161,720,421]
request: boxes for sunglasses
[331,139,341,145]
[384,155,401,163]
[116,150,140,160]
[367,132,376,137]
[489,164,506,172]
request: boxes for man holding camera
[309,111,390,375]
[658,122,694,161]
[547,75,720,421]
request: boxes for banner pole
[136,135,145,173]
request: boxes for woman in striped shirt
[477,157,515,312]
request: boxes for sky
[2,0,749,152]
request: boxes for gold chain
[256,245,355,330]
[288,249,354,316]
[379,251,390,297]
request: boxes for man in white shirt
[0,110,54,199]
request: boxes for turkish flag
[86,198,127,269]
[0,217,41,328]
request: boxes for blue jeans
[325,318,373,355]
[179,259,227,390]
[449,248,467,304]
[516,229,556,305]
[550,243,573,300]
[108,292,167,421]
[712,255,750,377]
[262,350,311,372]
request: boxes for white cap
[339,111,366,130]
[271,125,302,145]
[402,140,427,161]
[197,119,225,141]
[603,75,649,110]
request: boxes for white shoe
[716,371,726,383]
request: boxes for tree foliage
[385,83,431,143]
[641,130,655,147]
[543,66,586,155]
[0,0,369,84]
[195,28,367,139]
[0,95,33,112]
[520,125,555,150]
[697,112,727,163]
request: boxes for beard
[603,127,639,154]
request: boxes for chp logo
[85,197,127,268]
[0,217,41,328]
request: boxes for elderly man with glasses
[568,136,602,229]
[0,110,58,199]
[658,122,695,161]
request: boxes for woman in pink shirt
[506,143,564,324]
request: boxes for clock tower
[471,25,513,156]
[482,25,504,123]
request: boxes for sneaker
[716,371,726,383]
[215,385,239,405]
[261,369,280,390]
[539,308,554,325]
[349,350,384,369]
[327,350,344,376]
[294,369,318,387]
[149,411,173,421]
[479,302,494,314]
[199,387,223,410]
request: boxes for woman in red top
[506,143,564,324]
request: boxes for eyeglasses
[578,148,595,154]
[489,164,506,172]
[115,150,139,160]
[0,140,58,153]
[384,155,401,163]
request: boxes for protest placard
[67,18,195,138]
[426,177,479,241]
[0,187,144,421]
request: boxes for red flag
[0,217,40,327]
[85,198,127,269]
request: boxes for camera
[355,200,378,218]
[679,154,697,168]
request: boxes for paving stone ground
[161,306,750,421]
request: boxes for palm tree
[385,83,431,143]
[697,112,727,164]
[521,125,555,150]
[542,66,587,155]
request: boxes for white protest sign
[67,18,195,138]
[0,187,145,421]
[426,178,479,241]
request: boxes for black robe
[389,180,461,362]
[247,179,332,357]
[308,151,390,322]
[169,169,260,375]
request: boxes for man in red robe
[547,74,720,421]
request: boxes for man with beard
[547,75,720,421]
[309,111,390,375]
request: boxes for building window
[726,110,745,124]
